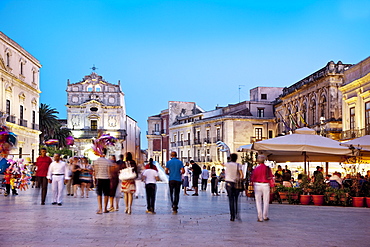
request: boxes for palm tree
[39,103,60,144]
[52,127,72,148]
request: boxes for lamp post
[161,133,166,167]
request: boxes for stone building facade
[146,109,169,166]
[0,32,41,161]
[340,56,370,140]
[275,61,352,140]
[66,72,141,161]
[147,87,283,166]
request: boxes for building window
[6,53,10,67]
[19,147,23,158]
[87,86,93,92]
[32,70,36,83]
[20,62,23,75]
[206,129,210,142]
[216,128,220,141]
[311,100,316,125]
[6,100,10,116]
[350,107,355,130]
[187,132,190,142]
[95,86,101,92]
[188,150,191,160]
[91,120,98,130]
[255,128,262,141]
[257,108,264,117]
[268,130,273,139]
[20,105,24,120]
[320,96,327,117]
[197,130,200,143]
[197,149,201,162]
[173,134,177,143]
[32,110,36,124]
[261,94,267,100]
[154,123,159,132]
[366,102,370,134]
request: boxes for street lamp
[161,133,166,167]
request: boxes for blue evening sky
[1,0,370,149]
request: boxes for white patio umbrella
[340,135,370,151]
[237,144,253,152]
[251,128,353,173]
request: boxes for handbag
[119,162,136,181]
[234,163,245,191]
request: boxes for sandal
[96,210,102,214]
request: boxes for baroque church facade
[66,72,141,161]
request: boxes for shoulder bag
[119,162,136,181]
[234,163,245,191]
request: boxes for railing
[146,130,161,135]
[171,142,177,148]
[7,115,16,124]
[19,119,28,127]
[32,123,39,130]
[194,139,202,145]
[341,128,369,140]
[177,141,183,146]
[213,137,222,143]
[73,129,127,139]
[204,138,211,144]
[184,140,190,145]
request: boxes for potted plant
[275,184,289,203]
[287,187,302,204]
[310,172,326,206]
[350,174,365,207]
[299,174,311,205]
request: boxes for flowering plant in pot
[310,173,326,206]
[299,174,311,205]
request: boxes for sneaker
[192,193,199,196]
[264,218,270,221]
[41,202,45,205]
[52,202,57,205]
[58,203,62,206]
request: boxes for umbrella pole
[304,151,307,175]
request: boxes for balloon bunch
[91,133,117,157]
[44,139,59,146]
[0,118,17,156]
[4,158,32,191]
[66,136,74,146]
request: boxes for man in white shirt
[201,166,209,191]
[142,159,159,214]
[47,153,69,206]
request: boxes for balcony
[72,129,127,139]
[204,138,212,144]
[213,137,222,143]
[171,142,177,148]
[19,119,28,127]
[146,130,161,135]
[341,128,369,140]
[32,123,39,130]
[177,141,183,146]
[194,139,202,145]
[184,140,190,145]
[7,115,16,124]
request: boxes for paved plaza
[0,183,369,247]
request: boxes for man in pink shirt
[35,148,53,205]
[251,154,274,222]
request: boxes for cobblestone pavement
[0,183,369,247]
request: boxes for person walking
[201,165,209,191]
[80,157,93,198]
[92,148,112,214]
[224,153,243,221]
[47,153,69,206]
[165,151,184,214]
[35,148,52,205]
[190,160,201,196]
[251,154,274,222]
[218,168,226,194]
[121,152,138,215]
[182,162,190,195]
[210,167,219,196]
[108,155,120,212]
[142,158,159,214]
